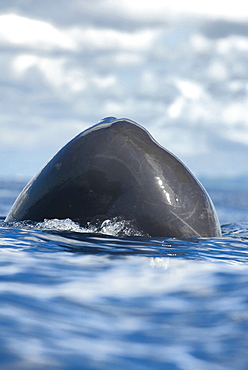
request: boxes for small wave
[0,219,247,264]
[1,218,248,264]
[221,222,248,239]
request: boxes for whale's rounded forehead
[81,117,148,137]
[76,117,179,171]
[5,116,221,237]
[97,117,139,127]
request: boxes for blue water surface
[0,179,248,369]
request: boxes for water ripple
[0,220,247,264]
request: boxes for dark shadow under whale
[5,117,221,238]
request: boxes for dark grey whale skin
[5,118,221,238]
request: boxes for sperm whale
[5,117,221,238]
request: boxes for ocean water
[0,179,248,369]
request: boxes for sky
[1,0,248,179]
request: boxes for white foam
[34,217,145,237]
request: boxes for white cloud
[12,55,87,94]
[0,14,76,50]
[207,60,229,81]
[104,0,248,21]
[1,2,248,178]
[0,13,159,55]
[12,54,38,75]
[223,102,248,133]
[216,36,248,54]
[190,34,213,52]
[69,26,159,52]
[92,75,117,89]
[174,79,204,99]
[113,52,143,66]
[168,97,184,119]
